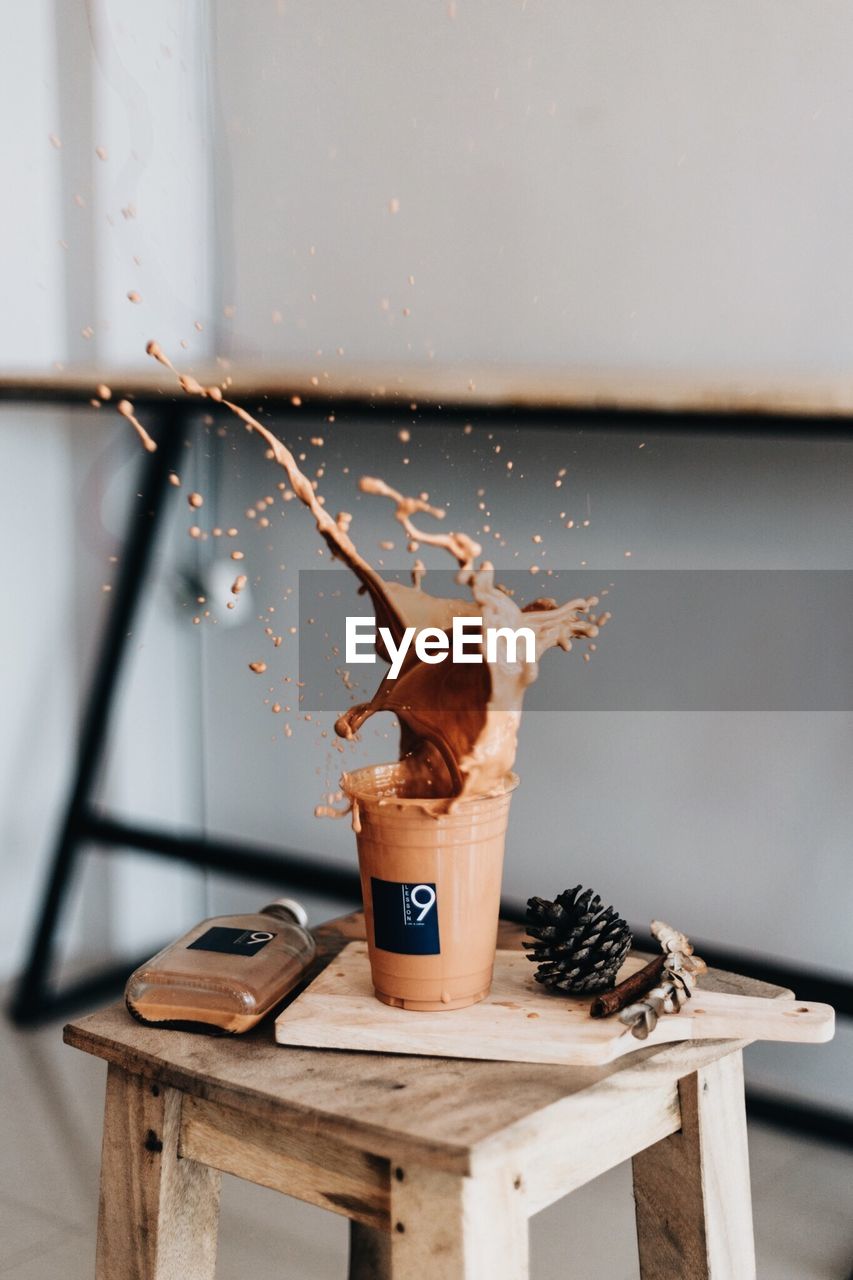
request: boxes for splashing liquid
[142,342,607,801]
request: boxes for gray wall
[212,0,853,374]
[0,0,213,978]
[3,2,851,1115]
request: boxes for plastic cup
[341,761,518,1011]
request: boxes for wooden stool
[65,913,781,1279]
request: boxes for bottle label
[187,927,277,956]
[370,878,440,955]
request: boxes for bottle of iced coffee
[125,898,316,1034]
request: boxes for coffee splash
[137,344,608,800]
[117,399,157,453]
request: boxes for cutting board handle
[677,992,835,1044]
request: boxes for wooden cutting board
[275,941,834,1066]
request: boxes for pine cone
[523,886,632,995]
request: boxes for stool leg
[632,1051,756,1280]
[96,1065,221,1280]
[348,1221,392,1279]
[388,1163,528,1279]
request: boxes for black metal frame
[5,397,363,1026]
[5,384,852,1147]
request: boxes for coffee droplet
[116,400,157,453]
[127,290,141,304]
[249,661,267,674]
[188,492,203,509]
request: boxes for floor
[1,1013,851,1279]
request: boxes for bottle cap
[268,897,309,928]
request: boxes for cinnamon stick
[589,953,667,1019]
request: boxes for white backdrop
[212,0,853,374]
[1,1,851,1117]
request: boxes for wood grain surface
[95,1064,221,1280]
[633,1052,756,1279]
[274,941,832,1065]
[65,913,791,1178]
[5,364,853,417]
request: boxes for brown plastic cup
[341,761,518,1011]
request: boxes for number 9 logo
[410,884,436,923]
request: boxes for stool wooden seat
[64,912,782,1279]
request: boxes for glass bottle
[125,898,316,1034]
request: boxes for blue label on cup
[371,878,440,955]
